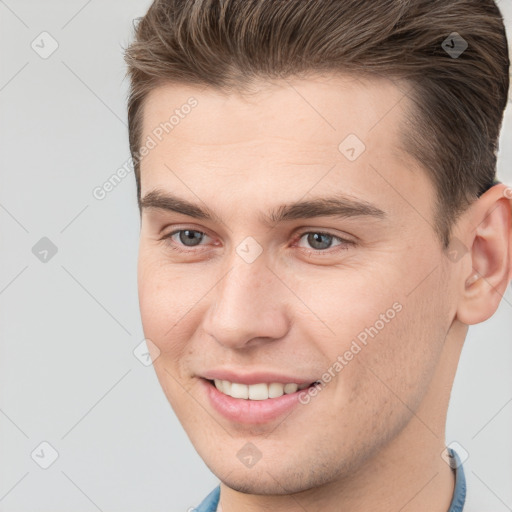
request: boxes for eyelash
[160,228,355,255]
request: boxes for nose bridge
[204,251,289,348]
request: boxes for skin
[136,74,512,512]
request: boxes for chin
[220,472,311,496]
[202,453,341,496]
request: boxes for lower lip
[201,379,308,425]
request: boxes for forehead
[142,74,411,148]
[138,74,433,223]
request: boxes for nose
[202,257,290,350]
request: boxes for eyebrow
[139,189,387,226]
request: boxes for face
[137,74,458,494]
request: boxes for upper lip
[200,369,316,385]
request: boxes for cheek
[294,263,448,408]
[137,251,206,359]
[291,269,403,358]
[348,281,449,416]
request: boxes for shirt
[194,447,466,512]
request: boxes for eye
[163,229,212,250]
[160,227,355,256]
[295,231,354,253]
[175,229,205,247]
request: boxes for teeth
[212,380,311,400]
[222,380,231,395]
[268,382,285,398]
[248,383,268,400]
[230,382,249,399]
[284,383,298,394]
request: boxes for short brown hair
[124,0,509,247]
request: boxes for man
[124,1,511,510]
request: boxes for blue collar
[447,447,467,512]
[195,448,466,512]
[195,485,220,512]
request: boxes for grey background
[0,1,511,511]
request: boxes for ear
[455,183,512,325]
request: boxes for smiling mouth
[207,379,320,400]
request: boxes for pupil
[308,233,332,250]
[179,230,203,246]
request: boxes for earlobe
[455,184,512,326]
